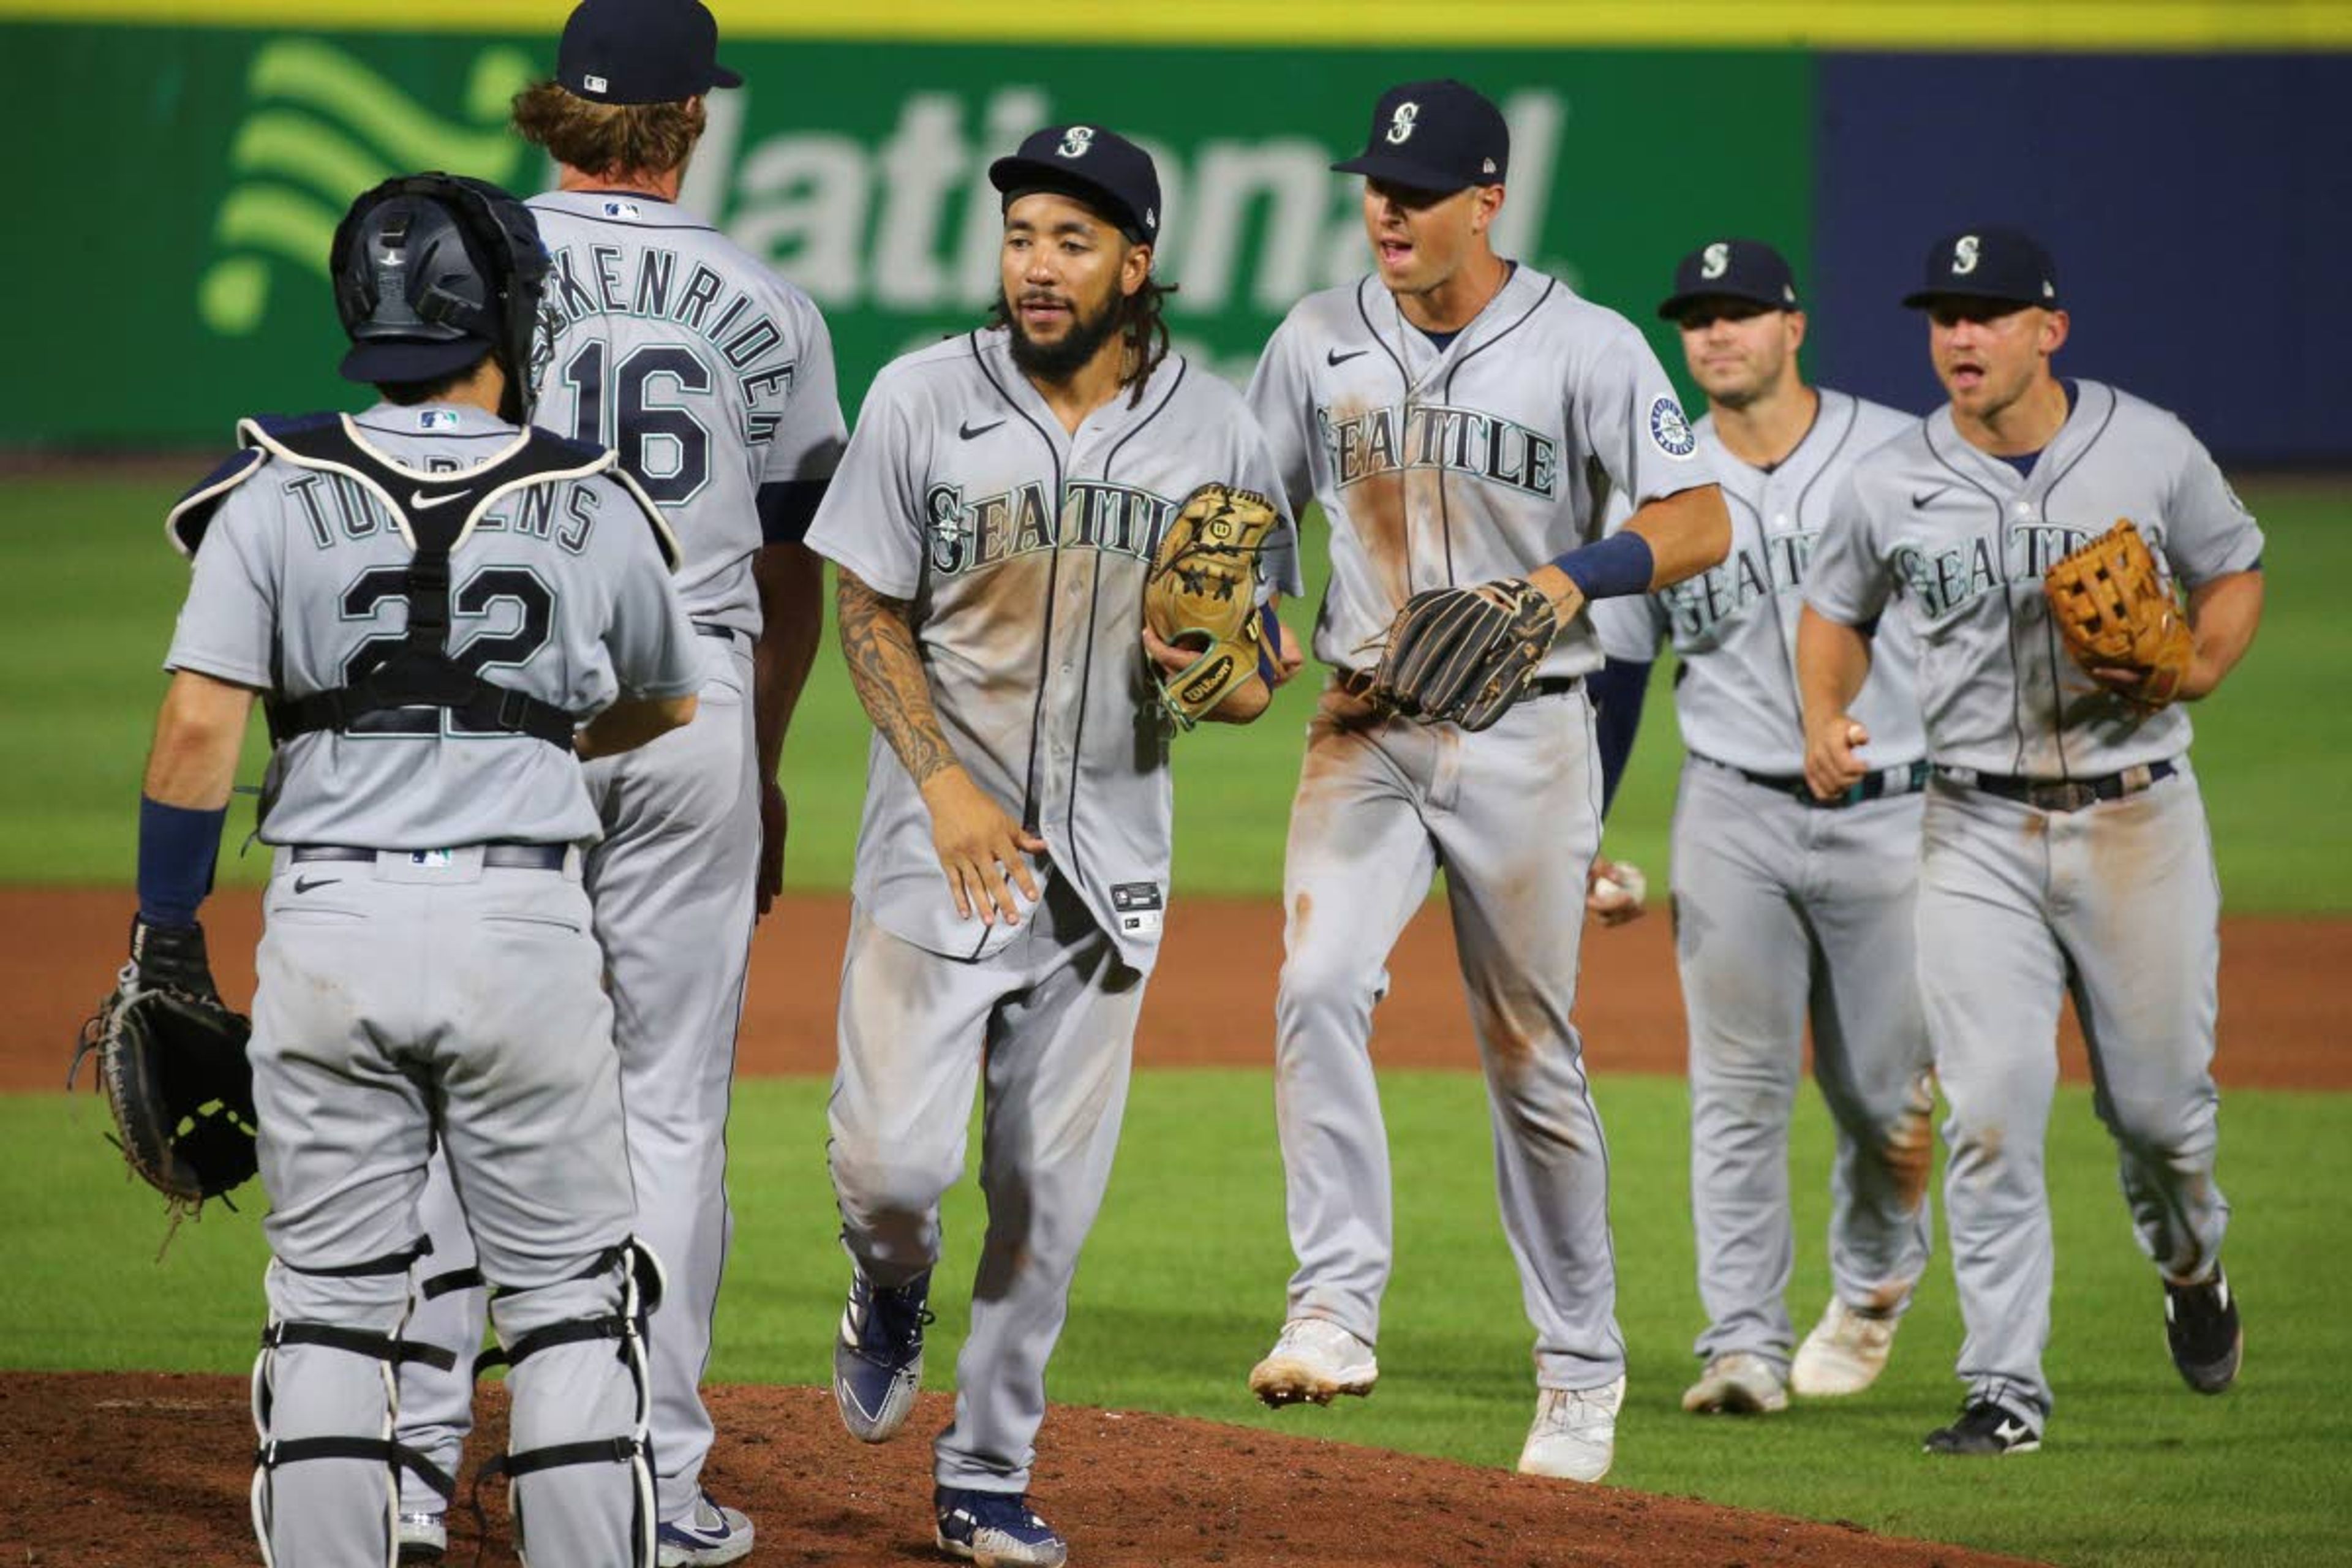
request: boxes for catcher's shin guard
[475,1238,665,1567]
[249,1246,459,1568]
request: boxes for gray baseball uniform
[165,402,700,1566]
[1593,388,1935,1376]
[1804,378,2264,1424]
[807,328,1297,1491]
[1246,266,1716,1392]
[398,190,846,1525]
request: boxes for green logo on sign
[198,39,536,337]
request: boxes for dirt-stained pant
[1272,680,1623,1392]
[400,643,759,1524]
[247,846,647,1567]
[1918,765,2228,1425]
[829,869,1144,1493]
[1670,757,1936,1373]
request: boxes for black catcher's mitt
[1368,578,1567,731]
[70,918,258,1212]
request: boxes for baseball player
[143,172,701,1564]
[1799,227,2264,1453]
[394,4,844,1561]
[1241,80,1729,1482]
[805,124,1298,1567]
[1587,239,1934,1418]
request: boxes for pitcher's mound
[8,1372,2043,1566]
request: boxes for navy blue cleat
[833,1269,933,1442]
[933,1485,1068,1567]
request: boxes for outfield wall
[2,17,2344,462]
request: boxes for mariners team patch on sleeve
[1648,396,1698,459]
[1111,882,1165,938]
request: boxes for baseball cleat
[2164,1265,2242,1394]
[1680,1351,1789,1415]
[656,1492,755,1566]
[1790,1297,1902,1397]
[395,1510,447,1562]
[834,1268,934,1442]
[1517,1374,1625,1482]
[1248,1317,1379,1407]
[1922,1401,2041,1456]
[935,1485,1068,1567]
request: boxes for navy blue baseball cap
[1903,227,2061,309]
[989,125,1161,244]
[557,0,740,107]
[1333,80,1509,192]
[1659,238,1800,320]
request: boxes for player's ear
[1784,309,1808,354]
[2040,308,2069,356]
[1471,183,1504,235]
[1120,239,1152,298]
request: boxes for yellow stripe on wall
[3,0,2350,50]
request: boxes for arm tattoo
[837,569,960,787]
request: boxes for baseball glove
[70,918,258,1213]
[2043,519,2195,709]
[1367,578,1567,731]
[1144,483,1282,728]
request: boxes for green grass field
[4,477,2348,907]
[9,1076,2349,1567]
[4,473,2347,1566]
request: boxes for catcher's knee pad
[250,1243,459,1568]
[476,1238,664,1568]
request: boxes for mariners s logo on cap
[1386,102,1420,144]
[1952,235,1982,276]
[1700,242,1730,280]
[1649,396,1698,459]
[1058,126,1095,159]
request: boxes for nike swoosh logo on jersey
[958,418,1006,441]
[292,875,339,894]
[1327,347,1370,366]
[1911,486,1950,508]
[410,489,467,510]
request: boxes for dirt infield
[7,888,2346,1091]
[6,1373,2048,1568]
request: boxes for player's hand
[755,778,787,921]
[1804,712,1871,801]
[1585,858,1648,927]
[1523,563,1588,625]
[1140,625,1195,674]
[1271,614,1305,687]
[921,767,1046,926]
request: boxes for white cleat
[1248,1317,1379,1408]
[1517,1375,1625,1482]
[1680,1351,1789,1415]
[1790,1298,1901,1397]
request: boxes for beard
[1001,287,1123,382]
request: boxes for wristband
[138,796,226,927]
[1550,530,1654,600]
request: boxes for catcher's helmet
[330,172,554,421]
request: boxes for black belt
[1938,760,2177,813]
[693,622,741,643]
[290,843,570,870]
[1703,755,1928,810]
[1333,668,1581,702]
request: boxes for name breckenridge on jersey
[1894,518,2130,619]
[544,241,800,408]
[1318,402,1560,499]
[1659,529,1817,639]
[924,479,1176,576]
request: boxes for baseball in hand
[1588,859,1648,924]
